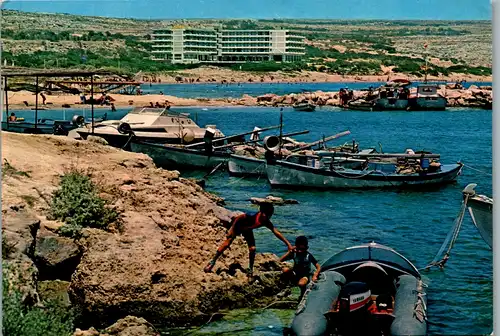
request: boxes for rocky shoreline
[2,132,292,334]
[252,84,493,109]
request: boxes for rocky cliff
[2,132,286,332]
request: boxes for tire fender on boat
[72,115,85,127]
[390,275,428,336]
[290,270,346,336]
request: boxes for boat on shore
[287,242,427,336]
[266,152,463,190]
[408,84,447,111]
[293,102,316,112]
[75,107,224,149]
[346,81,411,111]
[463,184,493,248]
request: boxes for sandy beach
[4,70,492,111]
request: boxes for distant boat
[266,153,463,190]
[463,184,493,248]
[408,84,447,111]
[346,81,411,111]
[288,242,427,336]
[293,103,316,112]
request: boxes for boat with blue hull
[266,153,463,190]
[287,242,427,336]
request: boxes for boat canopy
[321,242,420,278]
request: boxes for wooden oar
[184,125,282,148]
[213,130,310,150]
[333,152,441,159]
[291,130,351,152]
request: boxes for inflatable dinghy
[287,242,427,336]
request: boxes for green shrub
[49,169,119,238]
[2,264,75,336]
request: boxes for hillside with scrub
[1,10,492,80]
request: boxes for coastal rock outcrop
[2,132,288,331]
[255,86,492,109]
[73,316,159,336]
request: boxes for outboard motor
[53,122,69,136]
[203,127,216,154]
[72,115,85,128]
[335,281,372,336]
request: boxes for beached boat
[408,84,447,111]
[266,153,463,190]
[75,107,224,148]
[1,117,102,135]
[2,119,70,134]
[346,80,411,111]
[130,140,230,170]
[288,242,427,336]
[463,184,493,248]
[293,103,316,112]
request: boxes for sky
[1,0,492,20]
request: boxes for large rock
[2,207,41,305]
[250,195,299,206]
[38,280,72,307]
[73,316,159,336]
[34,231,82,280]
[2,132,288,330]
[67,157,287,328]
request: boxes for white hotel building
[150,26,305,64]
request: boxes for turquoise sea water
[178,106,492,335]
[9,90,492,335]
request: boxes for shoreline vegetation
[1,10,492,87]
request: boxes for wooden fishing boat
[408,84,447,111]
[228,131,357,178]
[287,242,427,336]
[346,80,411,111]
[266,152,463,190]
[130,140,230,170]
[228,154,267,177]
[75,107,224,148]
[463,184,493,248]
[293,103,316,112]
[228,148,377,178]
[2,117,100,135]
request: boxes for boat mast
[424,42,429,84]
[278,108,283,157]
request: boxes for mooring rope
[226,161,266,185]
[420,193,470,271]
[462,163,492,177]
